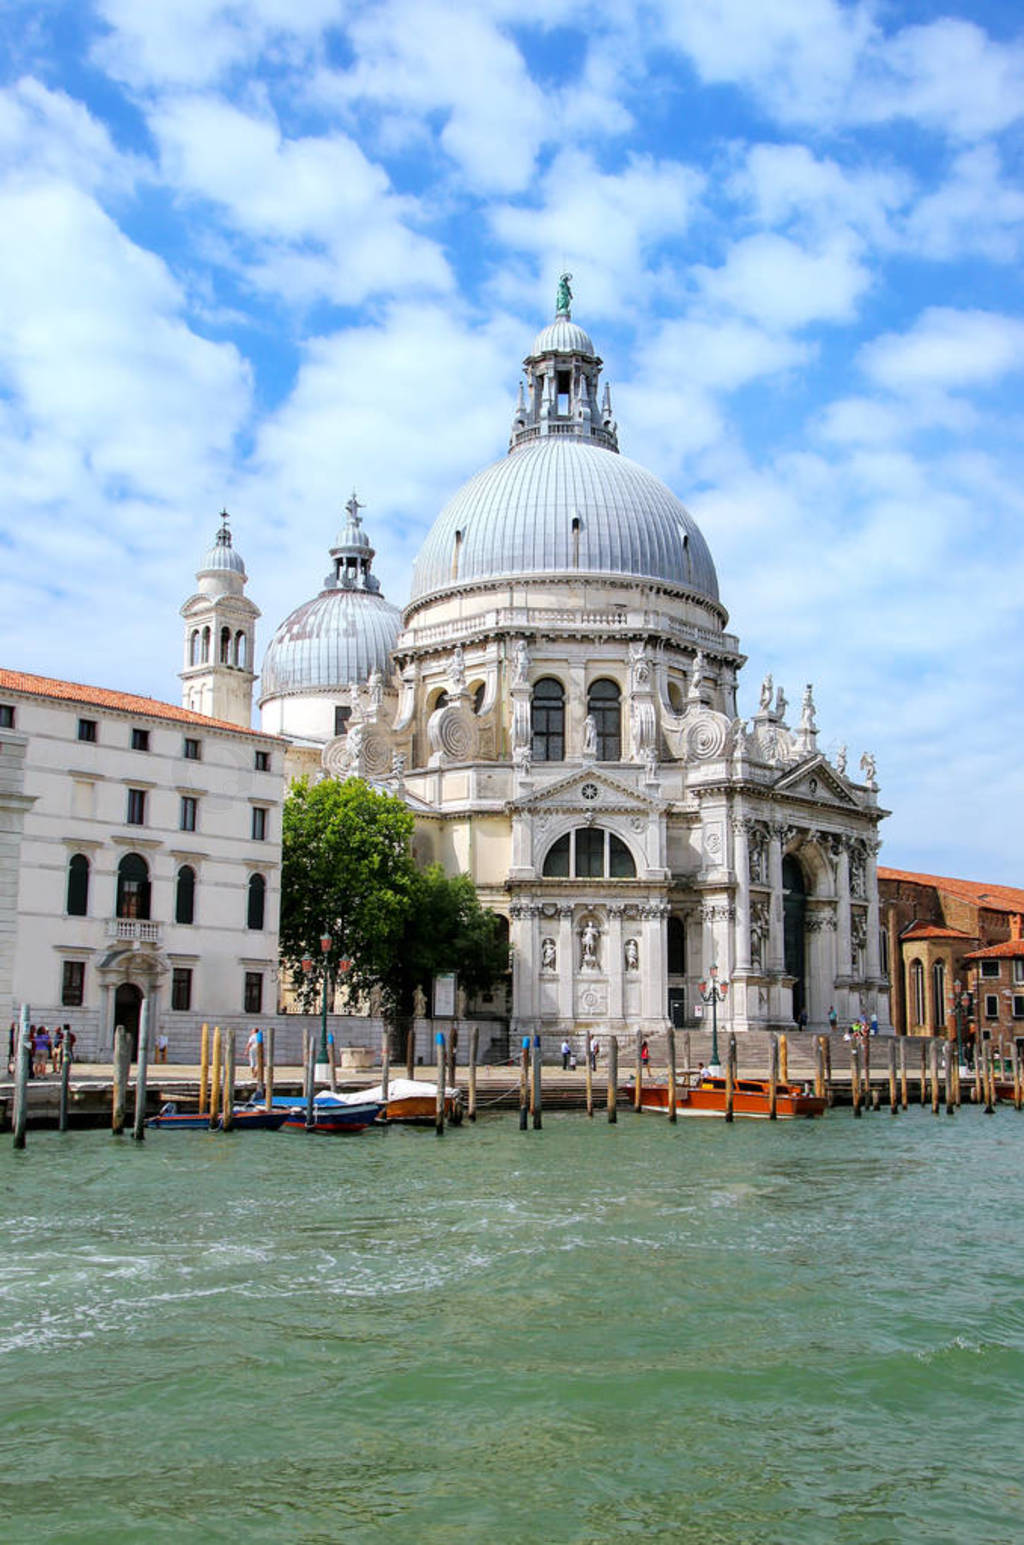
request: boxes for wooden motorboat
[280,1091,383,1134]
[363,1078,462,1125]
[226,1104,290,1131]
[146,1101,213,1130]
[636,1075,826,1120]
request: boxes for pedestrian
[870,1011,879,1036]
[52,1026,64,1072]
[63,1025,76,1065]
[33,1024,50,1078]
[828,1005,837,1033]
[560,1036,571,1070]
[246,1026,260,1079]
[797,1008,808,1031]
[155,1032,169,1064]
[641,1038,650,1068]
[590,1038,599,1070]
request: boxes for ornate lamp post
[319,933,332,1067]
[952,977,970,1069]
[698,964,729,1072]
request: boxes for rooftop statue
[556,271,573,316]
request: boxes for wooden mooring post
[778,1033,788,1086]
[12,1004,30,1150]
[58,1032,72,1133]
[724,1034,737,1122]
[930,1038,940,1115]
[531,1035,542,1130]
[983,1042,995,1116]
[584,1032,594,1118]
[304,1036,316,1130]
[768,1034,778,1121]
[381,1028,390,1110]
[919,1039,928,1106]
[467,1025,478,1121]
[824,1036,833,1105]
[666,1026,677,1124]
[634,1031,643,1112]
[208,1025,222,1130]
[131,998,151,1141]
[221,1029,236,1132]
[683,1031,692,1085]
[328,1031,337,1093]
[899,1037,908,1109]
[815,1036,826,1101]
[264,1025,275,1114]
[1012,1041,1022,1112]
[851,1043,862,1118]
[519,1037,529,1131]
[111,1024,129,1135]
[888,1038,898,1114]
[435,1032,446,1135]
[607,1035,618,1124]
[198,1023,210,1115]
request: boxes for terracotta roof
[962,940,1024,962]
[900,922,976,942]
[0,668,280,740]
[879,867,1024,915]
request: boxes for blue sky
[1,0,1023,881]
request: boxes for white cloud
[730,143,911,248]
[0,76,139,194]
[151,96,452,305]
[695,231,871,332]
[903,145,1024,264]
[860,308,1024,396]
[92,0,337,89]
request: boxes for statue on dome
[859,751,878,790]
[835,744,847,776]
[759,673,773,711]
[367,667,384,710]
[800,684,816,732]
[556,272,573,316]
[512,638,530,686]
[775,685,788,721]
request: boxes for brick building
[879,868,1024,1042]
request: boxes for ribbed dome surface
[201,541,246,575]
[530,318,596,357]
[409,437,719,604]
[260,588,401,699]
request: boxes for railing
[106,919,161,944]
[403,605,740,657]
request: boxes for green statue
[556,271,573,315]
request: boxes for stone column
[865,838,882,981]
[640,903,668,1022]
[557,905,574,1021]
[731,816,752,971]
[835,840,852,981]
[509,904,533,1028]
[606,905,625,1021]
[767,824,786,974]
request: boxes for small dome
[409,436,719,606]
[260,588,401,700]
[200,513,246,576]
[529,318,596,358]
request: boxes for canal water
[2,1109,1022,1543]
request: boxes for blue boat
[280,1091,383,1134]
[145,1102,214,1130]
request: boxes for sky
[0,0,1022,882]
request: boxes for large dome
[260,588,401,699]
[408,436,719,606]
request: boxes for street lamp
[952,977,970,1070]
[698,963,729,1072]
[319,933,332,1067]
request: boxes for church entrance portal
[782,856,807,1024]
[114,983,144,1056]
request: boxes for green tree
[280,775,415,1010]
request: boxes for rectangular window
[183,737,201,761]
[77,718,97,742]
[0,704,14,728]
[1013,960,1024,984]
[334,706,351,737]
[244,971,263,1014]
[61,960,85,1007]
[981,960,1000,978]
[984,993,999,1019]
[131,727,150,751]
[126,788,146,825]
[171,967,192,1011]
[180,795,198,832]
[254,749,270,771]
[1014,996,1024,1020]
[251,807,267,841]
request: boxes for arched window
[175,865,195,925]
[116,853,150,921]
[909,959,926,1027]
[247,873,266,931]
[234,631,246,669]
[189,629,201,667]
[201,626,211,663]
[219,625,231,664]
[66,853,90,917]
[932,960,946,1031]
[541,827,637,879]
[668,916,686,975]
[531,678,564,762]
[587,678,621,760]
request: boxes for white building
[257,288,891,1044]
[0,651,283,1058]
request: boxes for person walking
[828,1005,838,1034]
[560,1037,571,1070]
[246,1026,261,1080]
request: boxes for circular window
[581,782,599,801]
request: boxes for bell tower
[179,511,260,727]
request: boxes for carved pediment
[771,755,858,807]
[508,765,665,815]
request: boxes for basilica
[186,286,891,1041]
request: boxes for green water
[2,1109,1023,1544]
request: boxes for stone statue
[643,747,658,781]
[449,643,466,691]
[367,667,384,710]
[859,751,877,789]
[692,648,705,683]
[800,684,816,731]
[629,639,650,687]
[759,673,773,711]
[512,638,530,686]
[624,937,639,971]
[775,685,788,721]
[835,744,847,776]
[582,714,597,756]
[412,984,427,1018]
[580,919,600,970]
[541,937,557,970]
[513,742,531,777]
[556,271,573,315]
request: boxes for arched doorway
[782,856,807,1023]
[114,983,144,1057]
